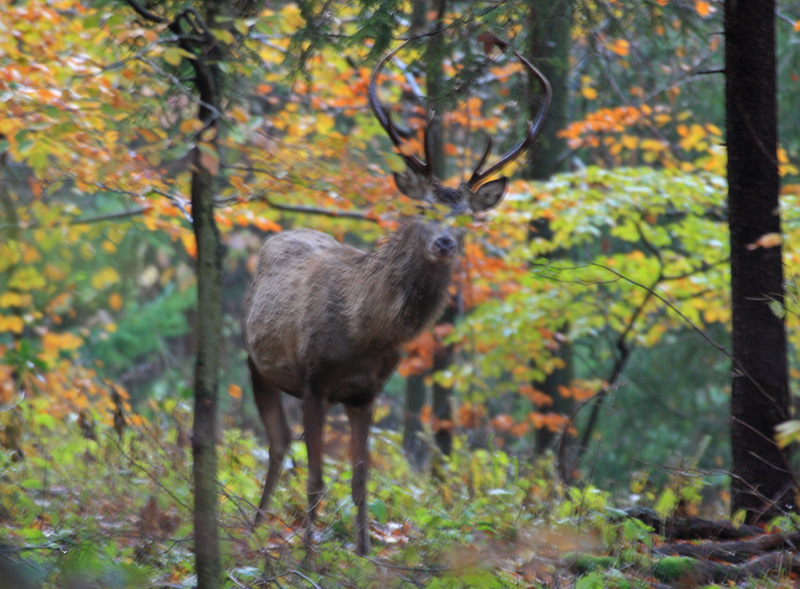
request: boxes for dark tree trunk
[403,373,427,468]
[525,0,572,181]
[725,0,793,522]
[187,3,225,586]
[426,0,455,462]
[121,2,226,584]
[401,0,431,470]
[432,305,456,460]
[525,0,575,471]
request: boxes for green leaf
[212,28,235,44]
[369,499,387,524]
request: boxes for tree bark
[525,0,572,181]
[121,2,226,583]
[725,0,793,522]
[524,0,575,469]
[402,373,427,468]
[425,0,455,462]
[187,4,225,587]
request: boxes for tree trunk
[426,0,455,463]
[525,0,575,471]
[725,0,793,522]
[402,373,427,469]
[433,305,456,460]
[121,2,226,584]
[190,6,225,587]
[525,0,572,181]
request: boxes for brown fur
[242,176,506,556]
[242,41,551,556]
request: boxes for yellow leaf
[0,315,24,334]
[0,292,26,308]
[212,28,235,44]
[230,107,248,123]
[581,87,598,100]
[200,126,218,142]
[163,47,186,67]
[91,267,120,290]
[10,267,46,291]
[179,119,203,135]
[233,19,249,36]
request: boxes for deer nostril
[432,235,457,257]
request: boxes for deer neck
[354,217,455,345]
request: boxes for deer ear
[469,177,507,212]
[394,170,428,201]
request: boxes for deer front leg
[346,403,373,556]
[249,357,291,525]
[303,393,326,552]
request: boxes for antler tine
[468,51,552,187]
[472,134,494,181]
[369,40,431,177]
[421,110,436,175]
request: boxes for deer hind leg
[249,357,291,525]
[302,393,326,551]
[346,403,373,556]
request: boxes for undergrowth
[0,394,795,588]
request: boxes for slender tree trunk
[433,305,456,459]
[190,5,225,587]
[403,373,427,468]
[401,0,431,470]
[426,0,455,462]
[122,2,226,582]
[725,0,793,522]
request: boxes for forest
[2,0,800,587]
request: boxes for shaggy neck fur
[350,217,455,346]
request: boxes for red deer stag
[242,43,551,556]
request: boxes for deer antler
[370,44,552,186]
[467,52,552,187]
[368,41,435,178]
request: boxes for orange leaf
[695,0,711,17]
[109,293,123,311]
[228,384,243,399]
[491,413,513,432]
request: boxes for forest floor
[1,394,798,588]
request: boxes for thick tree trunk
[525,0,572,181]
[725,0,792,522]
[525,0,575,469]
